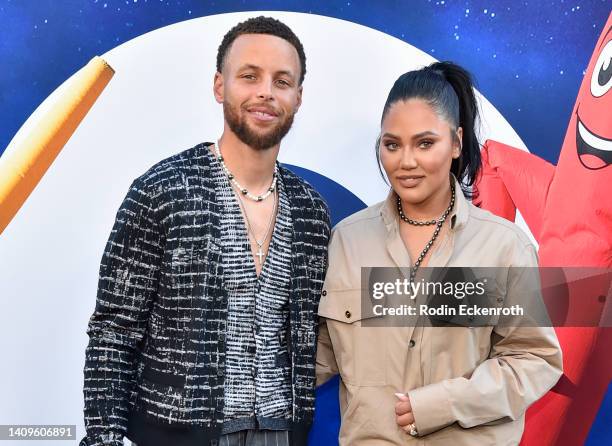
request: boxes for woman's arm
[400,244,563,436]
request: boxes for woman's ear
[453,127,463,159]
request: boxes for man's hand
[395,393,416,434]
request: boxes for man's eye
[242,74,256,80]
[276,79,290,87]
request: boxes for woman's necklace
[213,141,278,202]
[236,187,277,266]
[397,182,456,281]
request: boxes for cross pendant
[256,246,265,265]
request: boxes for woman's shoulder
[466,201,535,249]
[333,200,387,234]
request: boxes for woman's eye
[419,140,433,149]
[384,142,399,150]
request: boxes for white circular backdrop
[0,11,533,441]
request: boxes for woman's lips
[397,176,424,188]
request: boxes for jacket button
[409,340,416,348]
[345,310,351,319]
[322,290,327,296]
[496,297,503,303]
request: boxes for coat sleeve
[82,178,164,446]
[409,243,563,436]
[316,317,340,386]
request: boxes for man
[81,16,330,446]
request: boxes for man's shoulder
[279,165,329,217]
[135,142,212,188]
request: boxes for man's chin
[238,131,282,151]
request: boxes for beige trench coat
[316,179,563,445]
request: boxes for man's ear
[213,72,224,104]
[295,85,303,113]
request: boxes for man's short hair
[216,16,307,85]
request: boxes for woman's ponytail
[431,61,481,193]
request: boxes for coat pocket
[319,288,388,386]
[141,366,186,388]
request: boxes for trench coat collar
[380,174,469,233]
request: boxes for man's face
[214,33,303,151]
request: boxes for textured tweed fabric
[213,153,293,433]
[82,143,330,446]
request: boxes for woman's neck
[398,181,453,221]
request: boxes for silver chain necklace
[397,181,456,281]
[214,141,278,202]
[235,186,277,266]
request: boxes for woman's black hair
[376,61,482,197]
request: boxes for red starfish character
[474,13,612,446]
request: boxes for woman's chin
[395,188,429,207]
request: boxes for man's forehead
[225,33,300,71]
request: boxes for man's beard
[223,100,295,151]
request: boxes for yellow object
[0,56,114,234]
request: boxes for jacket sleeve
[82,178,164,446]
[316,317,339,386]
[409,243,563,436]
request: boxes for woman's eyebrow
[411,130,439,139]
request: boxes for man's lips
[246,105,279,122]
[576,111,612,170]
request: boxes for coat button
[496,297,503,303]
[322,290,327,296]
[409,340,416,348]
[345,310,351,319]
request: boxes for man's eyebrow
[275,69,296,79]
[236,65,296,79]
[237,63,262,71]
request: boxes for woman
[315,62,562,445]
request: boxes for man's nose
[256,79,274,101]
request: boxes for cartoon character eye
[591,39,612,97]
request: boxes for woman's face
[380,98,462,206]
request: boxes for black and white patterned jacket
[82,143,330,446]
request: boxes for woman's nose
[399,147,418,169]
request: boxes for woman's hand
[395,393,416,433]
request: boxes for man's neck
[216,130,280,193]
